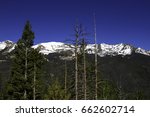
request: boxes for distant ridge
[0,40,150,56]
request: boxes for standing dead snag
[74,24,79,100]
[74,24,87,100]
[82,38,87,100]
[64,60,67,98]
[94,13,98,100]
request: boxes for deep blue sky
[0,0,150,50]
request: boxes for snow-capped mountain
[0,40,150,57]
[97,43,134,57]
[0,40,15,54]
[33,42,150,57]
[135,47,150,56]
[33,42,72,55]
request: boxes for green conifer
[7,21,44,99]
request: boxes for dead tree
[64,60,67,98]
[82,38,87,100]
[94,13,98,100]
[74,25,79,100]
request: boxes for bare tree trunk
[33,63,36,100]
[24,47,28,99]
[64,61,67,98]
[75,37,78,100]
[74,24,86,100]
[94,13,98,100]
[83,40,87,100]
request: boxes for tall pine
[7,21,44,99]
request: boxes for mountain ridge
[0,40,150,99]
[0,40,150,57]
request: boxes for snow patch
[33,42,72,55]
[99,43,133,56]
[0,42,7,51]
[135,48,150,56]
[0,40,15,53]
[0,40,150,57]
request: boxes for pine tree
[29,49,45,99]
[99,80,118,100]
[44,79,71,100]
[7,21,44,99]
[7,21,34,99]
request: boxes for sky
[0,0,150,50]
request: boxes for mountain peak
[0,40,15,53]
[98,43,134,57]
[0,40,150,57]
[33,42,150,57]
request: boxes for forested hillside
[0,22,150,100]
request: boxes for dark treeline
[0,21,147,100]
